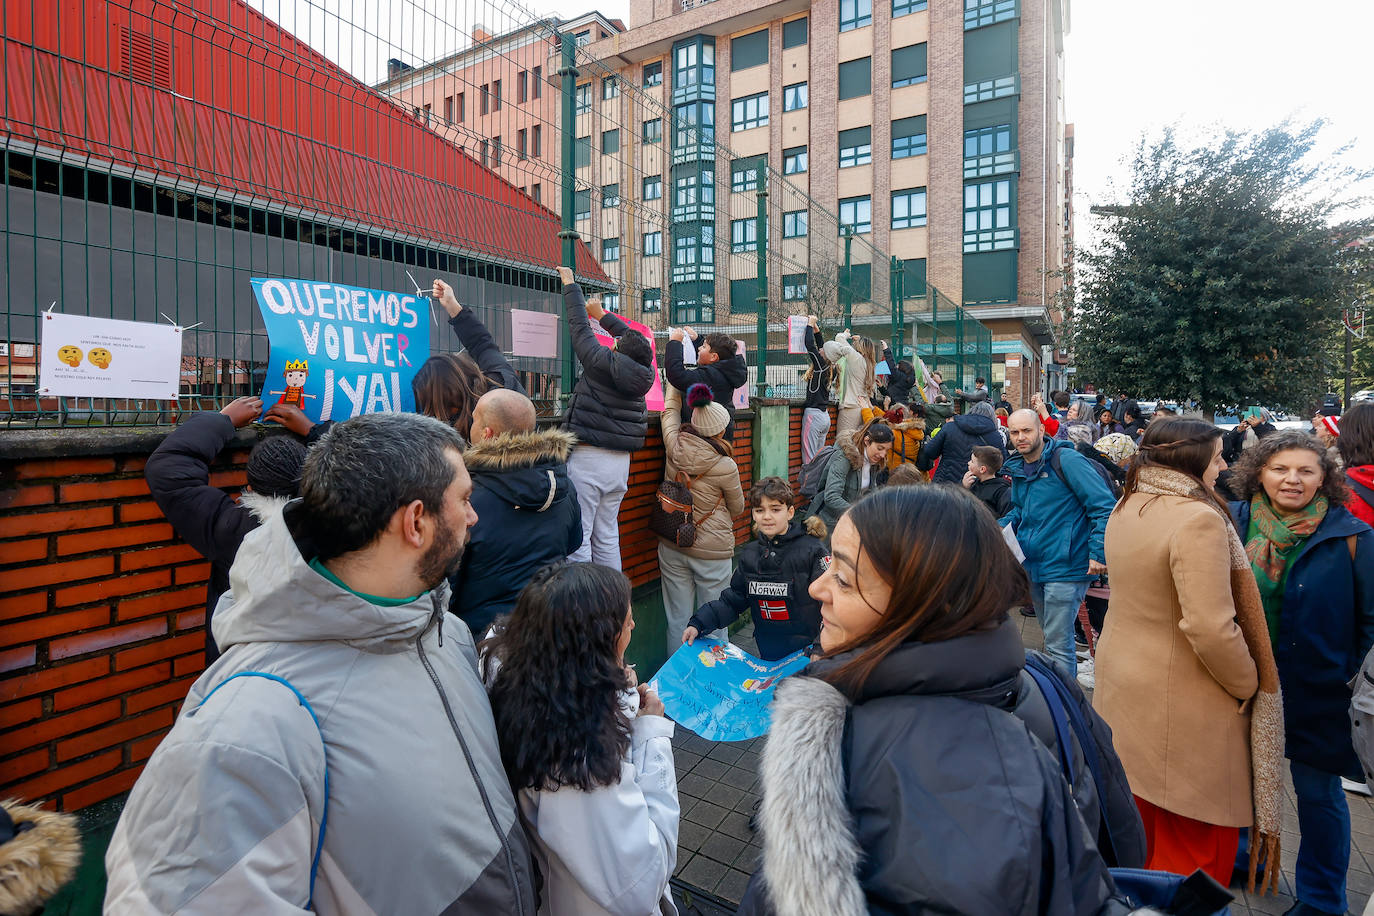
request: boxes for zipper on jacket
[416,602,528,916]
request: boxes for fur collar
[838,435,863,470]
[238,491,290,524]
[462,428,577,472]
[0,800,81,915]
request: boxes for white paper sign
[733,340,749,409]
[787,316,807,355]
[1001,521,1026,563]
[39,313,182,400]
[670,329,697,365]
[510,308,560,359]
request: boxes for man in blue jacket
[1001,409,1116,675]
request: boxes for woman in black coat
[739,486,1138,916]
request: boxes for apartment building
[380,0,1072,399]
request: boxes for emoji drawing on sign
[270,359,317,410]
[58,345,83,367]
[88,348,112,369]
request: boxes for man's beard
[418,516,466,591]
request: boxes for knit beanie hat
[246,436,307,497]
[1318,415,1340,438]
[687,383,730,438]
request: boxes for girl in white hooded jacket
[482,562,679,916]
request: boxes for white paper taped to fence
[787,316,807,354]
[510,308,559,359]
[39,313,183,400]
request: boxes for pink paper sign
[590,315,665,411]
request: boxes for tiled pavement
[667,614,1374,915]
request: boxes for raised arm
[433,279,527,395]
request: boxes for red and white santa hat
[1318,415,1340,438]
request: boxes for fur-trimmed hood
[0,799,81,916]
[462,428,578,473]
[837,434,863,469]
[237,490,291,525]
[464,428,579,515]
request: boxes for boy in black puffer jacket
[681,477,829,660]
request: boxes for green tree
[1070,123,1374,413]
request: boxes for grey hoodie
[104,500,535,915]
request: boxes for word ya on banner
[251,278,432,423]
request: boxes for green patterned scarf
[1245,493,1328,644]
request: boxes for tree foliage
[1070,122,1374,412]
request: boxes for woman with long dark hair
[413,279,526,445]
[739,486,1137,916]
[1093,418,1283,890]
[483,563,678,916]
[1340,401,1374,526]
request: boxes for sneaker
[1341,777,1373,797]
[1076,657,1095,690]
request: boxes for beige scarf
[1135,466,1284,895]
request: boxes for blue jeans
[1030,580,1089,675]
[1290,760,1350,913]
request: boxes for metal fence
[1,0,991,426]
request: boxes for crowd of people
[85,280,1374,916]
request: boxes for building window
[892,43,928,87]
[783,81,808,111]
[783,17,808,48]
[480,83,490,114]
[731,92,769,131]
[532,125,542,158]
[532,183,541,203]
[576,83,591,114]
[443,95,454,122]
[602,238,620,262]
[893,0,928,16]
[783,273,808,301]
[966,0,1017,29]
[575,29,591,46]
[731,218,759,253]
[602,129,620,153]
[843,263,873,301]
[533,66,542,98]
[643,118,663,143]
[731,156,764,192]
[643,61,663,86]
[673,40,716,90]
[575,136,591,168]
[839,126,872,168]
[643,174,663,200]
[732,29,769,71]
[892,188,928,229]
[602,76,620,100]
[644,231,663,255]
[783,145,808,174]
[517,128,528,159]
[603,292,621,312]
[493,80,501,111]
[674,101,715,147]
[492,135,502,165]
[839,0,872,31]
[963,178,1016,251]
[602,183,620,207]
[839,196,872,234]
[963,124,1015,178]
[642,287,662,311]
[838,57,871,99]
[674,234,697,266]
[893,115,928,159]
[518,70,528,103]
[674,170,715,206]
[964,75,1018,103]
[783,210,807,238]
[574,189,590,221]
[480,139,489,167]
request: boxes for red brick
[61,763,143,811]
[0,607,111,649]
[0,537,49,565]
[0,591,47,621]
[114,632,203,672]
[175,609,206,631]
[14,457,118,479]
[120,544,203,572]
[58,478,149,503]
[0,485,56,510]
[229,449,250,466]
[56,569,173,608]
[0,555,114,593]
[130,731,166,763]
[0,645,37,674]
[0,656,108,702]
[120,456,148,474]
[173,654,206,678]
[0,697,43,729]
[5,749,121,806]
[48,618,168,660]
[208,470,247,489]
[57,523,174,557]
[17,699,121,748]
[174,564,210,586]
[0,506,115,538]
[53,662,171,712]
[117,587,205,621]
[57,706,175,762]
[125,677,196,715]
[118,500,167,523]
[0,747,51,783]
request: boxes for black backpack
[797,445,837,511]
[1048,445,1119,500]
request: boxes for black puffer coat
[883,353,915,407]
[687,518,829,660]
[562,284,655,452]
[449,428,583,636]
[665,340,748,441]
[917,412,1007,484]
[738,620,1140,916]
[447,308,527,397]
[803,326,832,411]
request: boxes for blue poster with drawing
[647,637,810,742]
[251,277,432,423]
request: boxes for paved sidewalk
[667,614,1374,915]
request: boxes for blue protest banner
[250,278,432,423]
[647,637,810,742]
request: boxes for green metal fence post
[754,160,768,397]
[841,229,853,330]
[557,33,579,409]
[890,255,903,361]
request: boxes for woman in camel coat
[1094,418,1282,888]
